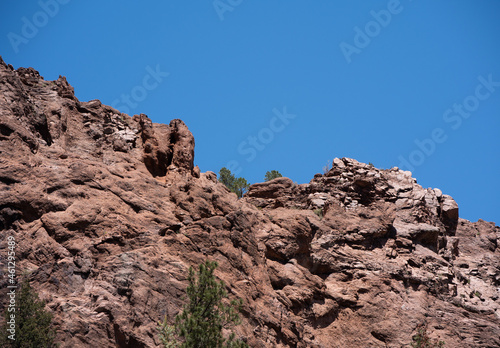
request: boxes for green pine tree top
[264,170,282,182]
[218,168,250,198]
[158,260,248,348]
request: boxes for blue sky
[1,1,499,223]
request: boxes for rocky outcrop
[134,114,195,177]
[247,158,460,252]
[0,58,499,347]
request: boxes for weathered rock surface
[0,57,499,347]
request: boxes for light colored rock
[441,194,459,220]
[333,157,345,168]
[393,218,441,247]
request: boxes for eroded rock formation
[0,57,499,347]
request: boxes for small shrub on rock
[411,324,444,348]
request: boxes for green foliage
[313,208,323,219]
[233,177,250,199]
[158,320,180,348]
[218,168,250,198]
[411,324,444,348]
[218,167,235,189]
[1,279,58,348]
[264,170,282,182]
[158,260,248,348]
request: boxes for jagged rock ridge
[0,57,499,347]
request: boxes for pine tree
[218,168,236,191]
[232,177,250,199]
[1,279,58,348]
[158,260,248,348]
[218,168,250,198]
[264,170,282,181]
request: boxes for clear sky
[1,1,499,223]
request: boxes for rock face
[0,57,499,347]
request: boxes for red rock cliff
[0,57,499,347]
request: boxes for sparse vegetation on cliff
[411,324,445,348]
[264,170,282,181]
[0,279,58,348]
[158,260,248,348]
[218,168,250,198]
